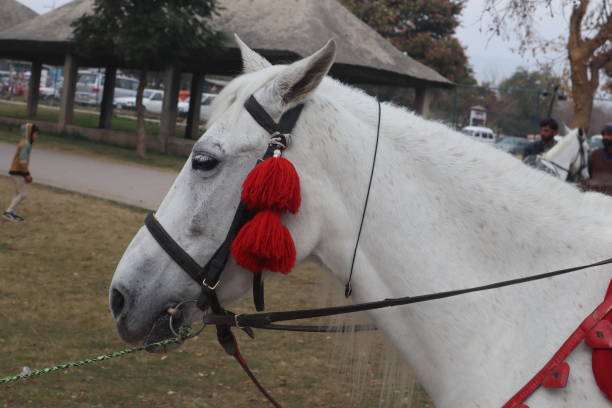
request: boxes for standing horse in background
[524,129,590,182]
[109,38,611,407]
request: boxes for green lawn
[0,180,432,408]
[0,123,186,172]
[0,99,196,136]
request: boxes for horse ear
[271,40,336,105]
[235,34,272,74]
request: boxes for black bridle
[144,95,612,407]
[146,95,304,314]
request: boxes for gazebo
[0,0,37,32]
[0,0,453,152]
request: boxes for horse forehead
[194,114,263,154]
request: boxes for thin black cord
[345,100,382,298]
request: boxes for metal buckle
[202,278,220,290]
[234,313,244,328]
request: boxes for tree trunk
[135,69,148,159]
[567,0,611,133]
[568,44,597,132]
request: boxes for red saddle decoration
[588,283,612,401]
[504,279,612,408]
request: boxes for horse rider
[523,118,559,158]
[585,122,612,194]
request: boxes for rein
[144,94,612,407]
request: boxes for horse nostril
[110,288,126,318]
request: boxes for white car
[200,93,216,122]
[461,126,497,144]
[114,89,157,110]
[142,90,189,115]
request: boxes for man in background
[586,122,612,193]
[3,123,38,222]
[523,118,559,158]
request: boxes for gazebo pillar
[58,54,78,131]
[26,60,42,118]
[185,73,204,140]
[99,66,117,129]
[159,65,180,152]
[415,87,432,118]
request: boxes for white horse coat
[110,38,612,407]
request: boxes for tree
[72,0,222,158]
[342,0,475,84]
[483,0,611,132]
[495,66,562,136]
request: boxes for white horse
[109,38,612,407]
[524,129,590,182]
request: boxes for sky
[18,0,571,84]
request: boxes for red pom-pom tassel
[231,211,296,274]
[241,157,301,214]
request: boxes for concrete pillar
[159,65,180,152]
[185,73,204,140]
[58,54,78,131]
[26,60,42,118]
[99,66,117,129]
[415,87,433,118]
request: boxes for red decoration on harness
[231,210,296,274]
[504,279,612,408]
[542,362,569,388]
[232,149,301,275]
[589,282,612,401]
[242,157,301,214]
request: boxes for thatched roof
[0,0,452,87]
[212,0,451,87]
[0,0,37,32]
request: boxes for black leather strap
[145,214,203,284]
[204,256,612,329]
[245,96,278,135]
[253,273,265,311]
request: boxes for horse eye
[192,153,220,172]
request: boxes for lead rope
[345,100,382,297]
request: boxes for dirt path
[0,141,177,210]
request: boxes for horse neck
[302,87,612,407]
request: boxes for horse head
[108,37,338,346]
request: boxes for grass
[0,123,186,172]
[0,100,164,135]
[0,179,433,408]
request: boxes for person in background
[3,123,38,222]
[523,118,559,158]
[586,122,612,193]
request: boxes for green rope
[0,336,185,385]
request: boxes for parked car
[494,136,532,158]
[589,134,603,150]
[114,88,157,110]
[461,126,497,144]
[200,93,216,122]
[75,71,139,106]
[142,90,190,115]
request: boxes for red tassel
[231,211,296,274]
[241,157,301,213]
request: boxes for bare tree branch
[583,11,612,55]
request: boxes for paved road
[0,142,178,210]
